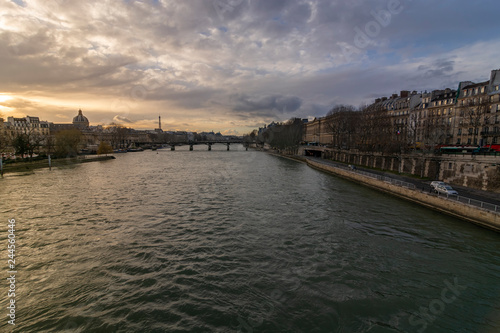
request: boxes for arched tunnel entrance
[304,149,322,157]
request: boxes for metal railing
[319,160,417,189]
[310,158,499,214]
[434,191,499,213]
[355,169,416,189]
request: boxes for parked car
[430,181,446,190]
[435,184,459,195]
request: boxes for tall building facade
[303,68,500,151]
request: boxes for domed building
[72,109,89,129]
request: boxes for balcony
[480,131,499,137]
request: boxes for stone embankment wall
[301,147,500,193]
[439,155,500,192]
[307,159,500,232]
[1,155,115,174]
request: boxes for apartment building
[455,70,500,146]
[4,116,50,138]
[303,68,500,151]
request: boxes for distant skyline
[1,0,500,134]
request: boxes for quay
[0,155,115,175]
[304,157,500,232]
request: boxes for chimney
[391,93,398,99]
[381,97,387,101]
[490,69,500,86]
[400,91,409,98]
[375,98,381,103]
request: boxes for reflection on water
[1,147,499,332]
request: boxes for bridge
[166,140,245,151]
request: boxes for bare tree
[358,105,393,153]
[107,123,130,148]
[407,112,418,151]
[462,99,490,146]
[26,129,46,158]
[325,105,357,149]
[420,109,451,151]
[0,113,8,153]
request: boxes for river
[1,145,499,332]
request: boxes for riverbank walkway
[305,156,500,214]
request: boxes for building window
[448,162,453,169]
[458,128,462,135]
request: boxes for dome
[73,109,89,128]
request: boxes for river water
[1,145,499,332]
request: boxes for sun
[0,94,13,103]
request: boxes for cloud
[0,0,499,133]
[113,115,133,124]
[418,59,455,78]
[221,128,239,135]
[0,97,41,113]
[232,94,301,112]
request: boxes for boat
[127,147,144,152]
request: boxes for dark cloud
[300,102,332,119]
[232,94,302,115]
[418,59,455,78]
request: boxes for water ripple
[1,150,499,332]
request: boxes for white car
[435,184,459,195]
[430,181,446,190]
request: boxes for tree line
[322,98,494,153]
[0,121,129,159]
[244,118,303,155]
[2,127,84,159]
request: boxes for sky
[1,0,499,134]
